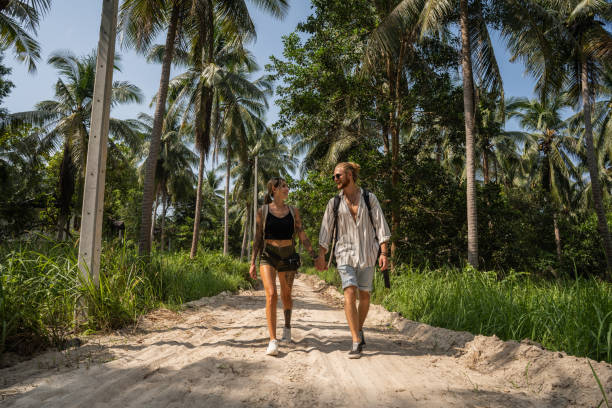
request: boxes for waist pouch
[262,244,301,271]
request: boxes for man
[315,162,391,359]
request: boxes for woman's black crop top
[264,211,294,240]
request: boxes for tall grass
[0,240,251,354]
[304,265,612,363]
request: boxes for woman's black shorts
[260,244,298,272]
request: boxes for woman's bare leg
[278,270,296,327]
[260,265,278,340]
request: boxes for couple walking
[249,162,391,359]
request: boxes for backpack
[328,189,390,288]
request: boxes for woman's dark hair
[264,177,286,204]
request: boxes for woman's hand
[249,264,257,279]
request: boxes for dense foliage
[0,240,250,355]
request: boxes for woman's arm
[294,208,317,259]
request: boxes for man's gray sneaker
[348,342,362,359]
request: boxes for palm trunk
[483,149,490,184]
[389,38,407,260]
[493,156,498,184]
[150,192,159,247]
[190,153,206,258]
[240,205,250,262]
[247,202,253,262]
[57,142,75,241]
[138,1,180,256]
[553,213,562,263]
[160,190,168,251]
[223,150,231,255]
[460,0,479,268]
[581,55,612,277]
[190,1,215,259]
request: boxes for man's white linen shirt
[319,188,391,269]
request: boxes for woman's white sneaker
[266,339,279,356]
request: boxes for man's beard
[338,179,350,189]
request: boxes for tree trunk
[150,192,159,247]
[190,0,215,259]
[460,0,479,268]
[493,156,498,184]
[190,153,206,258]
[253,155,258,242]
[581,55,612,277]
[138,1,180,256]
[389,37,407,260]
[247,202,253,262]
[553,213,562,263]
[240,205,250,262]
[483,150,489,184]
[160,190,168,251]
[57,142,75,241]
[223,149,231,255]
[381,123,389,155]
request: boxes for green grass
[0,239,251,355]
[303,265,612,364]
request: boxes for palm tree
[121,0,288,256]
[508,95,581,262]
[166,22,270,258]
[504,0,612,276]
[119,0,193,255]
[183,0,288,258]
[569,66,612,209]
[0,0,51,71]
[137,109,197,250]
[231,129,296,260]
[366,0,505,267]
[12,50,142,239]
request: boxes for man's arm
[370,193,391,248]
[315,199,335,270]
[370,193,391,271]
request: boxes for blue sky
[4,1,536,136]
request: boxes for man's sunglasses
[331,173,342,181]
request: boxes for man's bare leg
[357,289,370,330]
[343,286,360,343]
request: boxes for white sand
[1,273,610,407]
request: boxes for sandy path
[1,273,611,407]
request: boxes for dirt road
[1,274,611,407]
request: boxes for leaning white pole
[77,0,119,289]
[253,155,258,241]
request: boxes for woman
[250,177,317,356]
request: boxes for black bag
[286,252,301,269]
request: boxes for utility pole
[77,0,118,291]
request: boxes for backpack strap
[327,195,342,268]
[362,189,378,243]
[288,205,297,245]
[262,204,269,239]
